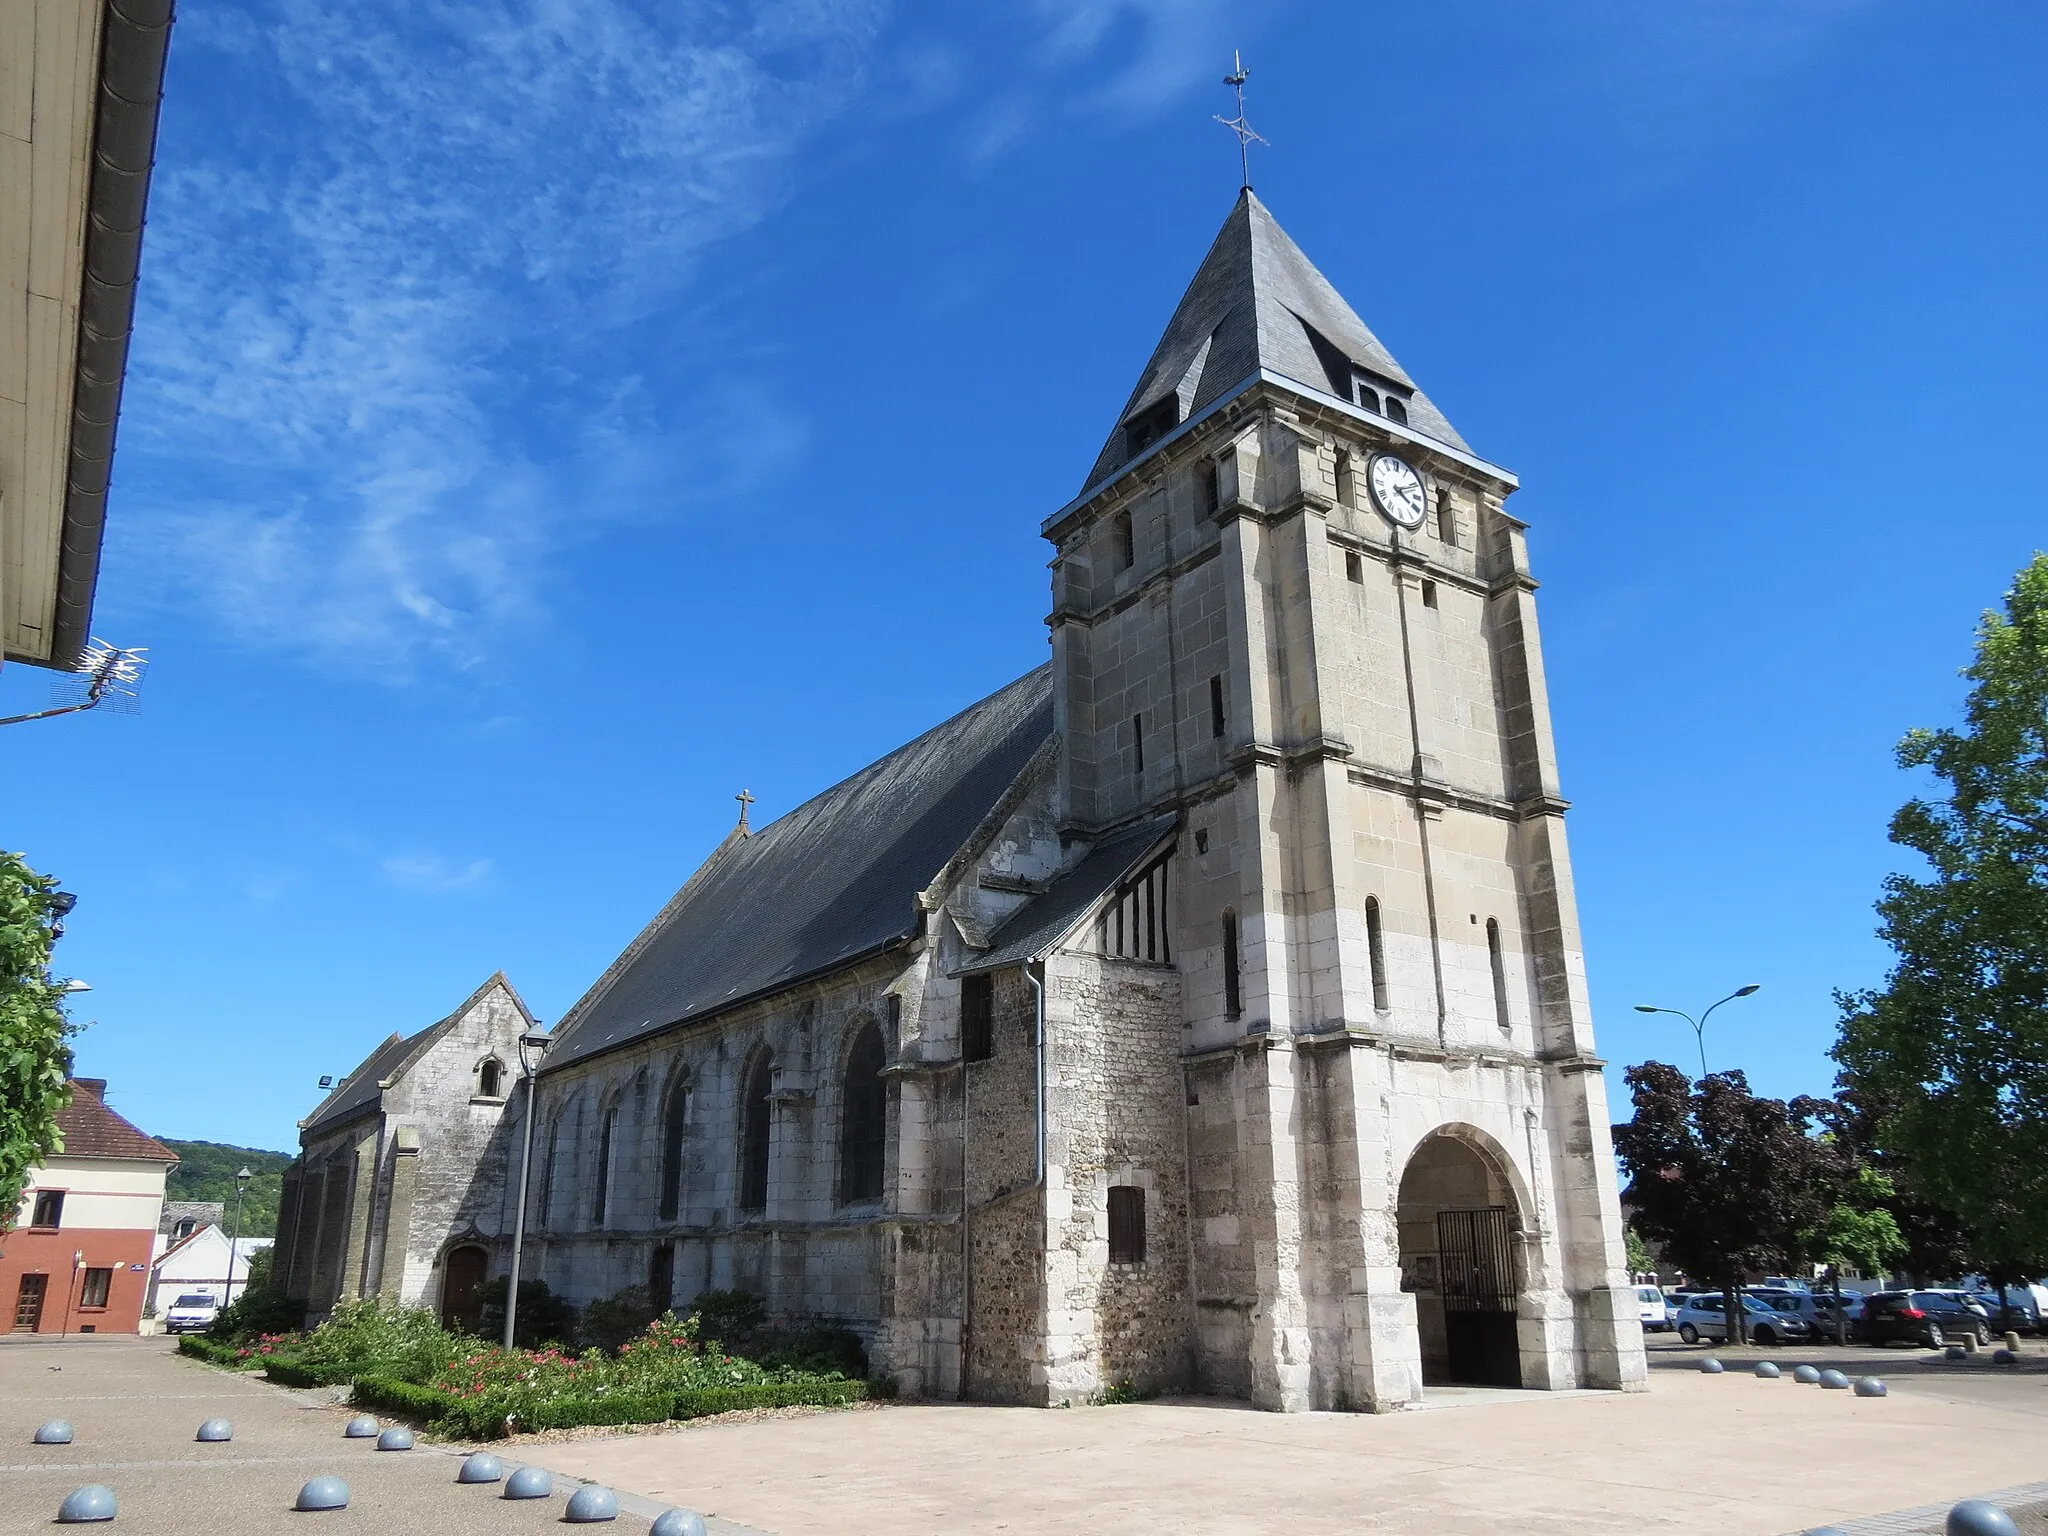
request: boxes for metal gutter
[50,0,176,669]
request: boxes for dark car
[1856,1290,1993,1347]
[1967,1287,2040,1335]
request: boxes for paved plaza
[6,1335,2047,1536]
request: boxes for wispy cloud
[382,852,495,892]
[118,0,878,676]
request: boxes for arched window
[1221,909,1241,1018]
[478,1057,503,1098]
[1435,492,1456,548]
[739,1051,774,1212]
[1335,452,1356,508]
[539,1107,567,1226]
[592,1102,618,1225]
[839,1024,887,1205]
[657,1074,689,1222]
[1356,380,1380,413]
[1486,918,1512,1034]
[1365,896,1390,1012]
[1385,396,1409,425]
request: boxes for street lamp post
[1633,984,1760,1349]
[1633,984,1760,1082]
[225,1166,252,1309]
[503,1027,552,1350]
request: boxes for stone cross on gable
[735,788,755,832]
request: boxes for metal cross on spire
[1214,50,1267,191]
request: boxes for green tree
[1613,1063,1845,1344]
[1624,1225,1657,1279]
[0,853,75,1223]
[160,1140,294,1238]
[1836,553,2048,1267]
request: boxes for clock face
[1368,454,1428,530]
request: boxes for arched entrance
[1397,1131,1524,1388]
[440,1245,489,1334]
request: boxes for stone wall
[1041,950,1190,1404]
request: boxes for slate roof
[958,817,1177,974]
[1082,189,1470,490]
[299,972,533,1136]
[56,1079,177,1163]
[545,666,1056,1074]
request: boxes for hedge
[177,1336,263,1370]
[261,1359,350,1388]
[352,1374,870,1440]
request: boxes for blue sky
[3,0,2043,1150]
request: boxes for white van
[1635,1285,1669,1332]
[163,1292,221,1335]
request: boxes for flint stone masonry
[278,189,1644,1411]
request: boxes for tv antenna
[0,639,149,727]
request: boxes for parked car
[1674,1292,1813,1346]
[1744,1287,1863,1337]
[1965,1287,2040,1334]
[162,1292,221,1335]
[1636,1285,1670,1331]
[1856,1290,1993,1347]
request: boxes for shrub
[207,1288,306,1344]
[471,1276,577,1349]
[293,1297,465,1385]
[178,1336,261,1369]
[689,1289,766,1347]
[580,1285,659,1355]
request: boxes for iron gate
[1436,1206,1521,1387]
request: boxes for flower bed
[184,1297,871,1438]
[354,1372,870,1440]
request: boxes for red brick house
[2,1079,178,1335]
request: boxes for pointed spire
[1080,191,1470,491]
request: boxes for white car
[1635,1285,1670,1332]
[163,1292,221,1334]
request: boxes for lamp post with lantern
[225,1166,252,1310]
[503,1027,552,1349]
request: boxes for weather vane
[1214,50,1267,191]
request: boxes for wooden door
[441,1247,488,1333]
[14,1274,48,1332]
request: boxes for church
[277,188,1646,1411]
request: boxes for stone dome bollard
[457,1452,504,1484]
[195,1419,233,1442]
[1818,1369,1850,1390]
[1755,1361,1782,1379]
[1793,1364,1822,1383]
[343,1415,379,1438]
[565,1485,620,1523]
[1945,1344,1970,1362]
[56,1485,116,1523]
[36,1419,76,1444]
[1992,1348,2019,1366]
[1854,1376,1888,1397]
[375,1426,413,1452]
[1699,1357,1725,1374]
[295,1477,350,1512]
[1947,1500,2020,1536]
[503,1466,553,1500]
[650,1511,710,1536]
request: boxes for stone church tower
[1033,189,1645,1407]
[407,188,1646,1414]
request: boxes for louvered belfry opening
[1101,853,1171,964]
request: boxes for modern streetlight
[1633,985,1760,1080]
[503,1027,552,1350]
[225,1167,253,1310]
[61,979,91,994]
